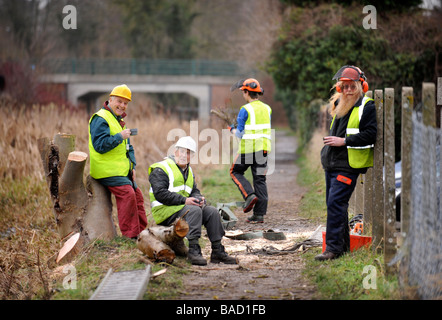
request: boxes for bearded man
[316,65,377,261]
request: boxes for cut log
[137,229,176,264]
[56,232,83,264]
[148,215,189,257]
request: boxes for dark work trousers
[230,151,268,216]
[159,204,225,244]
[324,170,359,254]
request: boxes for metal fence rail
[38,58,242,76]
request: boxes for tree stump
[39,133,117,262]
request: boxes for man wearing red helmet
[316,66,377,261]
[229,78,272,223]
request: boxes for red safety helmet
[231,78,264,95]
[333,65,369,93]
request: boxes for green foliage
[113,0,199,59]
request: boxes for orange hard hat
[240,78,264,94]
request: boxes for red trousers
[107,185,148,238]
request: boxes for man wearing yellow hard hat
[88,84,147,239]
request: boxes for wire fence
[404,112,441,299]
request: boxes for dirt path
[179,131,319,300]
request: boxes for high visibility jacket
[148,158,194,224]
[240,100,272,154]
[89,108,130,179]
[330,95,375,168]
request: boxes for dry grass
[0,94,226,299]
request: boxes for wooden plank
[422,82,436,128]
[400,87,413,238]
[383,88,396,269]
[372,89,384,252]
[363,168,373,235]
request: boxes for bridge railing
[39,58,242,77]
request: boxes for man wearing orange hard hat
[317,66,377,261]
[229,78,272,224]
[88,84,147,239]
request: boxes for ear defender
[361,79,369,93]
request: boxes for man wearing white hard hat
[148,136,237,266]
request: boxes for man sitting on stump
[148,136,237,266]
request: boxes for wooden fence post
[422,82,436,128]
[372,90,384,252]
[400,87,413,239]
[384,88,396,269]
[363,91,373,234]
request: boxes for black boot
[246,214,264,223]
[243,194,258,213]
[210,243,238,264]
[187,244,207,266]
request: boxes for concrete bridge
[38,59,248,122]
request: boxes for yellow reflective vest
[148,158,194,224]
[88,108,130,179]
[330,95,375,168]
[240,100,272,154]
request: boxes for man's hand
[185,197,205,207]
[323,136,346,147]
[120,128,131,140]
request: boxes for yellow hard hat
[110,84,132,101]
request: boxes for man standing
[88,84,147,239]
[148,136,237,266]
[316,66,377,261]
[229,78,272,223]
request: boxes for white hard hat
[175,136,196,153]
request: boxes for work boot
[187,244,207,266]
[243,194,258,213]
[314,251,339,261]
[246,214,264,224]
[210,244,238,264]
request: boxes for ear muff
[336,85,342,93]
[361,79,369,93]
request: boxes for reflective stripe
[151,200,162,207]
[346,128,359,135]
[244,123,271,130]
[242,133,272,140]
[348,145,374,149]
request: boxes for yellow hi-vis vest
[330,95,375,169]
[88,108,130,179]
[148,158,194,224]
[240,100,272,154]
